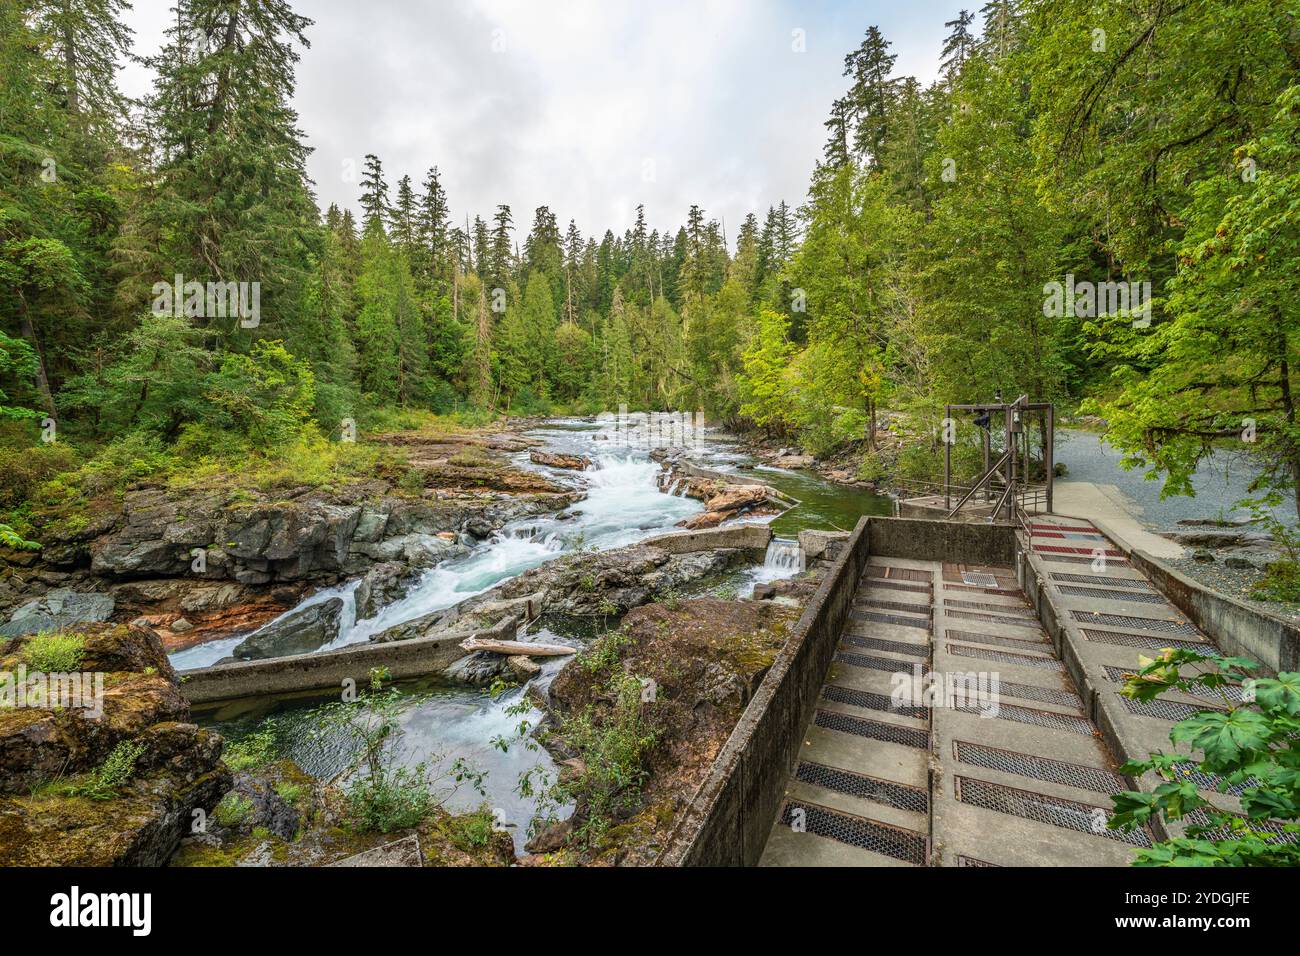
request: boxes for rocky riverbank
[510,536,840,865]
[516,597,799,865]
[0,426,581,657]
[354,525,772,684]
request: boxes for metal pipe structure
[930,397,1056,523]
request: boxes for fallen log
[459,637,577,657]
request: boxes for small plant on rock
[21,631,85,672]
[68,739,146,800]
[213,792,255,828]
[314,669,483,834]
[223,726,279,772]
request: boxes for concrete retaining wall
[179,620,514,704]
[868,515,1016,566]
[660,516,872,866]
[641,524,772,555]
[1129,550,1299,676]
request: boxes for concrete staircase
[759,549,1150,866]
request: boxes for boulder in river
[231,597,345,660]
[529,450,591,470]
[773,455,815,469]
[354,562,415,621]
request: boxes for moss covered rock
[0,622,229,864]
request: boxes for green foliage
[223,728,279,773]
[0,523,38,550]
[0,330,39,420]
[551,671,659,848]
[213,792,255,828]
[21,631,85,672]
[312,670,479,834]
[68,740,146,801]
[1252,561,1300,604]
[1109,649,1300,865]
[0,429,79,510]
[205,341,316,449]
[579,627,632,677]
[343,766,437,834]
[274,781,306,806]
[441,807,498,851]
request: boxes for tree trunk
[18,297,57,420]
[61,10,80,117]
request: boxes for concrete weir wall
[179,631,476,705]
[660,516,873,866]
[868,515,1016,566]
[180,523,775,707]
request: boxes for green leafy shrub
[1109,648,1300,865]
[578,627,631,676]
[397,467,425,494]
[204,340,316,449]
[442,807,497,851]
[855,452,886,482]
[68,739,146,800]
[553,671,659,848]
[343,766,437,833]
[312,670,474,834]
[1253,560,1300,603]
[0,523,39,550]
[0,436,79,509]
[21,631,85,672]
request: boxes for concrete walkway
[1021,517,1296,846]
[759,548,1146,866]
[1052,480,1184,559]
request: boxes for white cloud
[118,0,968,243]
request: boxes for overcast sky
[118,0,970,243]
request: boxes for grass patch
[21,631,86,672]
[222,728,279,773]
[273,781,306,806]
[440,807,498,852]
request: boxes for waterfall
[763,539,804,573]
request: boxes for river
[182,417,891,851]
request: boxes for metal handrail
[945,451,1011,518]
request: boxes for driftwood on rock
[458,637,576,657]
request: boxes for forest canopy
[1,0,1297,509]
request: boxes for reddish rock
[679,511,728,530]
[703,485,769,513]
[529,450,591,471]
